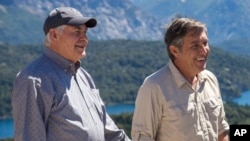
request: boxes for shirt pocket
[203,97,221,119]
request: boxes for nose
[200,45,209,54]
[79,33,88,41]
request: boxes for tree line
[1,40,250,118]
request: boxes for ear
[169,45,179,58]
[48,29,58,41]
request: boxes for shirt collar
[168,60,206,88]
[44,47,80,75]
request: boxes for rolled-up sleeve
[212,74,230,135]
[218,100,230,135]
[131,80,163,141]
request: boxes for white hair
[44,25,66,47]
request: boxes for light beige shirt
[131,61,229,141]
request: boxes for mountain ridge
[0,0,249,55]
[0,0,163,44]
[130,0,250,45]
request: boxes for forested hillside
[1,40,250,118]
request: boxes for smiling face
[49,24,89,63]
[170,30,210,82]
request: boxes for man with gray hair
[131,17,229,141]
[12,6,130,141]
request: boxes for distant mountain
[130,0,250,52]
[0,0,250,55]
[0,0,162,44]
[131,0,250,41]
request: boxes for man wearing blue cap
[12,7,130,141]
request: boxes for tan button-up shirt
[131,61,229,141]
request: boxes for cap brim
[68,17,97,28]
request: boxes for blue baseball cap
[43,7,97,35]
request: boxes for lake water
[0,103,135,139]
[233,90,250,106]
[0,118,13,139]
[1,91,250,139]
